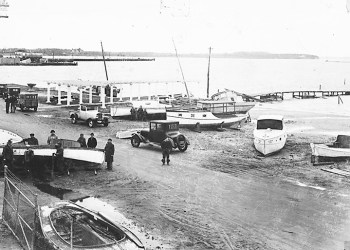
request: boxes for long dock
[249,90,350,102]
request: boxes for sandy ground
[1,96,350,249]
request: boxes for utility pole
[207,47,212,98]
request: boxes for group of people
[130,106,148,121]
[1,129,116,179]
[4,94,18,114]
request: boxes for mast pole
[172,39,191,103]
[100,41,109,81]
[207,47,212,98]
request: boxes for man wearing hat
[47,130,58,145]
[87,133,97,149]
[23,133,39,145]
[104,138,115,170]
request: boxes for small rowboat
[254,115,287,156]
[310,135,350,158]
[40,201,145,249]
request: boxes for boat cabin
[256,115,284,130]
[197,100,237,114]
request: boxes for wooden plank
[321,168,350,177]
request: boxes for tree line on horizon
[0,48,319,59]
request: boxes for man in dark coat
[161,137,173,165]
[104,138,115,170]
[10,95,17,113]
[54,142,64,174]
[87,133,97,148]
[4,93,10,114]
[77,134,87,147]
[47,130,58,145]
[23,133,39,145]
[2,140,14,168]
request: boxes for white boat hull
[166,111,246,127]
[0,147,104,164]
[310,143,350,158]
[0,129,23,146]
[254,130,287,155]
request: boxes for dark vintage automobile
[131,120,190,152]
[3,86,20,99]
[17,93,38,111]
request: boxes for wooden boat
[166,108,247,129]
[310,135,350,158]
[210,90,256,114]
[39,201,145,249]
[253,115,287,155]
[0,139,104,164]
[0,129,23,145]
[110,100,169,118]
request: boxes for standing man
[24,145,35,176]
[104,138,115,170]
[54,142,64,175]
[87,133,97,148]
[77,134,87,147]
[4,93,10,114]
[23,133,39,145]
[2,140,14,169]
[161,137,173,165]
[47,130,58,145]
[137,106,143,121]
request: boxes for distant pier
[244,90,350,102]
[73,58,155,62]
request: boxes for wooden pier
[253,90,350,102]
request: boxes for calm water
[1,57,350,97]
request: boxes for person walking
[161,137,173,165]
[23,133,39,145]
[47,130,58,145]
[2,140,14,169]
[104,138,115,170]
[4,93,10,114]
[87,133,97,148]
[77,133,87,147]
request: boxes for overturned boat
[40,201,145,249]
[310,135,350,159]
[254,115,287,156]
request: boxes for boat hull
[166,111,247,128]
[254,130,287,155]
[0,146,104,164]
[0,129,23,146]
[39,201,144,249]
[310,143,350,158]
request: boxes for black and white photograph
[1,0,350,249]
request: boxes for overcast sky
[1,0,350,57]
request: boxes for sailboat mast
[172,39,191,103]
[207,47,212,98]
[100,41,109,81]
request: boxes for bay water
[1,57,350,97]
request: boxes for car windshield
[257,119,283,130]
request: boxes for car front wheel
[88,119,95,128]
[71,115,77,124]
[177,135,188,152]
[131,135,141,147]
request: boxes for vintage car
[17,93,38,111]
[131,120,190,152]
[69,104,109,128]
